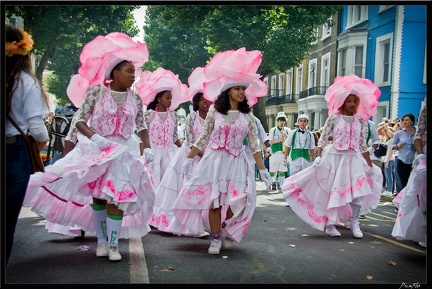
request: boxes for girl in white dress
[171,48,272,255]
[281,74,383,239]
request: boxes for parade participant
[135,67,189,190]
[148,67,212,236]
[6,24,50,265]
[171,47,272,255]
[392,98,426,247]
[268,112,291,191]
[282,114,316,176]
[391,113,417,192]
[23,32,155,262]
[281,74,382,239]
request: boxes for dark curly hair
[191,92,203,112]
[147,90,170,111]
[214,88,250,115]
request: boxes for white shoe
[208,239,222,254]
[325,225,341,237]
[96,243,108,257]
[193,231,210,238]
[350,221,363,239]
[221,228,235,249]
[108,246,122,261]
[418,241,426,248]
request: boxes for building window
[354,45,364,77]
[278,73,284,96]
[296,65,303,98]
[286,69,293,96]
[271,75,277,97]
[321,17,332,41]
[312,27,319,44]
[308,59,317,89]
[347,5,368,28]
[340,48,347,76]
[374,33,393,86]
[321,52,331,87]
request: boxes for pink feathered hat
[325,74,381,121]
[187,67,208,101]
[135,67,189,110]
[66,32,148,108]
[202,47,267,107]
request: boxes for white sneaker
[108,246,122,261]
[418,241,426,248]
[208,239,222,254]
[325,225,341,237]
[193,231,210,238]
[96,243,108,257]
[350,221,363,239]
[221,228,235,249]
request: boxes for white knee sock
[107,216,123,248]
[350,203,361,222]
[92,207,107,244]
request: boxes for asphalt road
[3,181,427,285]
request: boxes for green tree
[143,5,342,130]
[6,5,140,105]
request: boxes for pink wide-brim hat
[187,67,209,102]
[202,47,268,107]
[325,74,381,121]
[66,32,148,108]
[135,67,189,110]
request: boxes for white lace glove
[314,156,321,165]
[143,148,154,163]
[266,147,272,154]
[365,166,374,178]
[367,146,375,155]
[183,158,193,179]
[259,170,272,191]
[413,154,426,166]
[90,134,111,150]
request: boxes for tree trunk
[254,97,268,132]
[35,47,56,82]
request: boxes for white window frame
[271,75,277,97]
[296,64,303,97]
[337,31,368,76]
[354,45,364,77]
[347,5,368,28]
[278,73,285,96]
[374,33,393,86]
[312,27,319,44]
[378,5,393,13]
[286,69,293,96]
[321,17,332,41]
[308,59,317,89]
[320,52,331,87]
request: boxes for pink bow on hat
[66,32,148,108]
[324,74,381,121]
[202,47,267,107]
[135,67,189,110]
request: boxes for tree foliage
[6,5,140,105]
[143,5,342,130]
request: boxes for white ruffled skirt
[24,133,155,239]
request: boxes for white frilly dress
[144,109,180,190]
[24,84,155,238]
[148,111,209,235]
[281,113,383,231]
[171,106,261,242]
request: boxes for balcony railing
[265,86,328,105]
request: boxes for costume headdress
[201,47,267,107]
[5,28,34,57]
[66,32,148,108]
[187,67,208,102]
[135,67,189,110]
[295,114,309,126]
[276,111,287,121]
[324,74,381,121]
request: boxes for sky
[132,6,147,42]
